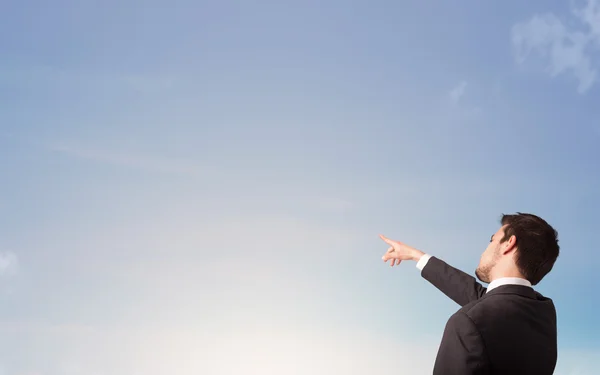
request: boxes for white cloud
[449,81,467,104]
[444,80,482,119]
[575,0,600,40]
[0,252,18,277]
[511,0,600,93]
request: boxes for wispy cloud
[445,80,482,119]
[511,0,600,93]
[46,141,355,215]
[48,142,212,177]
[0,252,18,277]
[449,81,467,104]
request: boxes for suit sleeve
[433,312,490,375]
[419,255,487,306]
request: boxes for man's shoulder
[460,287,556,323]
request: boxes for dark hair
[499,213,559,285]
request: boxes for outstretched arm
[417,254,486,307]
[380,235,486,307]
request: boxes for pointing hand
[379,234,424,267]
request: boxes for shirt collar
[487,277,532,293]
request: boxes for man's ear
[502,235,517,255]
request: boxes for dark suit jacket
[422,256,558,375]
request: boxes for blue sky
[1,0,599,374]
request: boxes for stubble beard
[476,263,492,283]
[476,246,500,283]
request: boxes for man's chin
[475,268,489,283]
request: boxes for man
[380,213,560,375]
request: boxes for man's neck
[487,276,532,293]
[489,267,526,281]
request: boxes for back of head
[500,213,560,285]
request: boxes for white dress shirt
[415,253,532,293]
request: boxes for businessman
[380,213,559,375]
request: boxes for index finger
[379,234,392,244]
